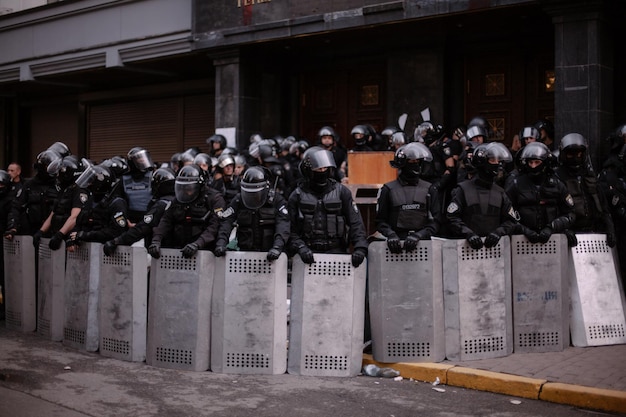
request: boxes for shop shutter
[183,94,215,154]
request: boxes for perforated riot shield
[3,236,36,332]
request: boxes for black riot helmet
[127,147,154,173]
[414,121,444,145]
[0,170,10,198]
[34,149,62,177]
[300,146,336,188]
[391,142,432,183]
[151,167,176,197]
[48,155,86,188]
[390,131,406,149]
[534,119,555,141]
[608,124,626,159]
[175,164,205,204]
[47,141,72,158]
[317,126,339,149]
[75,164,114,197]
[381,126,399,147]
[519,142,551,176]
[351,124,371,146]
[206,134,227,156]
[472,142,512,180]
[466,125,488,144]
[559,133,587,169]
[100,156,129,177]
[240,166,271,210]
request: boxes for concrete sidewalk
[1,322,625,415]
[364,344,626,415]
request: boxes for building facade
[0,0,623,174]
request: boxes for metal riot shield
[99,245,148,362]
[211,251,288,374]
[37,238,66,340]
[63,242,101,352]
[368,240,445,363]
[510,234,569,353]
[146,248,214,371]
[3,236,36,332]
[434,236,513,361]
[569,234,626,347]
[288,253,366,377]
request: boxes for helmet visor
[130,149,153,171]
[75,165,98,189]
[309,150,336,170]
[175,177,201,203]
[241,182,269,210]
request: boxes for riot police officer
[317,126,347,181]
[34,155,90,250]
[287,146,368,267]
[598,124,626,287]
[446,142,518,249]
[375,142,440,253]
[148,164,226,259]
[103,167,176,256]
[214,166,290,261]
[67,164,129,246]
[122,147,154,224]
[207,134,227,158]
[350,125,373,152]
[211,153,241,204]
[505,142,576,243]
[554,133,616,247]
[4,148,61,238]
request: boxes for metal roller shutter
[88,94,214,166]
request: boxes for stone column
[546,0,614,167]
[212,49,261,150]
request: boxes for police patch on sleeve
[508,207,520,221]
[214,208,224,218]
[565,194,575,207]
[221,206,235,219]
[279,205,288,215]
[447,202,459,214]
[114,212,127,227]
[352,201,360,214]
[16,189,22,198]
[143,214,153,224]
[79,193,88,203]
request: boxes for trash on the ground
[432,387,446,393]
[432,376,440,385]
[63,366,71,370]
[362,364,401,378]
[374,381,380,385]
[393,376,403,381]
[510,400,522,405]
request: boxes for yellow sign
[237,0,271,7]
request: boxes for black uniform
[288,179,368,254]
[6,175,59,235]
[121,171,152,224]
[447,177,518,238]
[110,195,176,248]
[151,186,225,250]
[49,185,91,234]
[216,192,290,252]
[506,172,575,234]
[375,177,440,240]
[211,175,240,205]
[72,195,129,243]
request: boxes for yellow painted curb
[362,356,453,384]
[540,382,626,415]
[446,367,545,399]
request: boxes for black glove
[266,247,281,261]
[48,231,65,251]
[484,232,500,248]
[549,217,569,233]
[403,233,420,252]
[525,230,540,244]
[298,246,315,264]
[213,246,226,257]
[148,243,161,259]
[351,248,367,267]
[538,227,553,244]
[32,230,43,248]
[181,243,199,258]
[3,228,16,240]
[467,234,483,250]
[103,240,117,256]
[386,236,402,254]
[607,232,616,248]
[564,230,578,247]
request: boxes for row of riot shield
[4,233,624,372]
[3,237,367,377]
[367,233,626,364]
